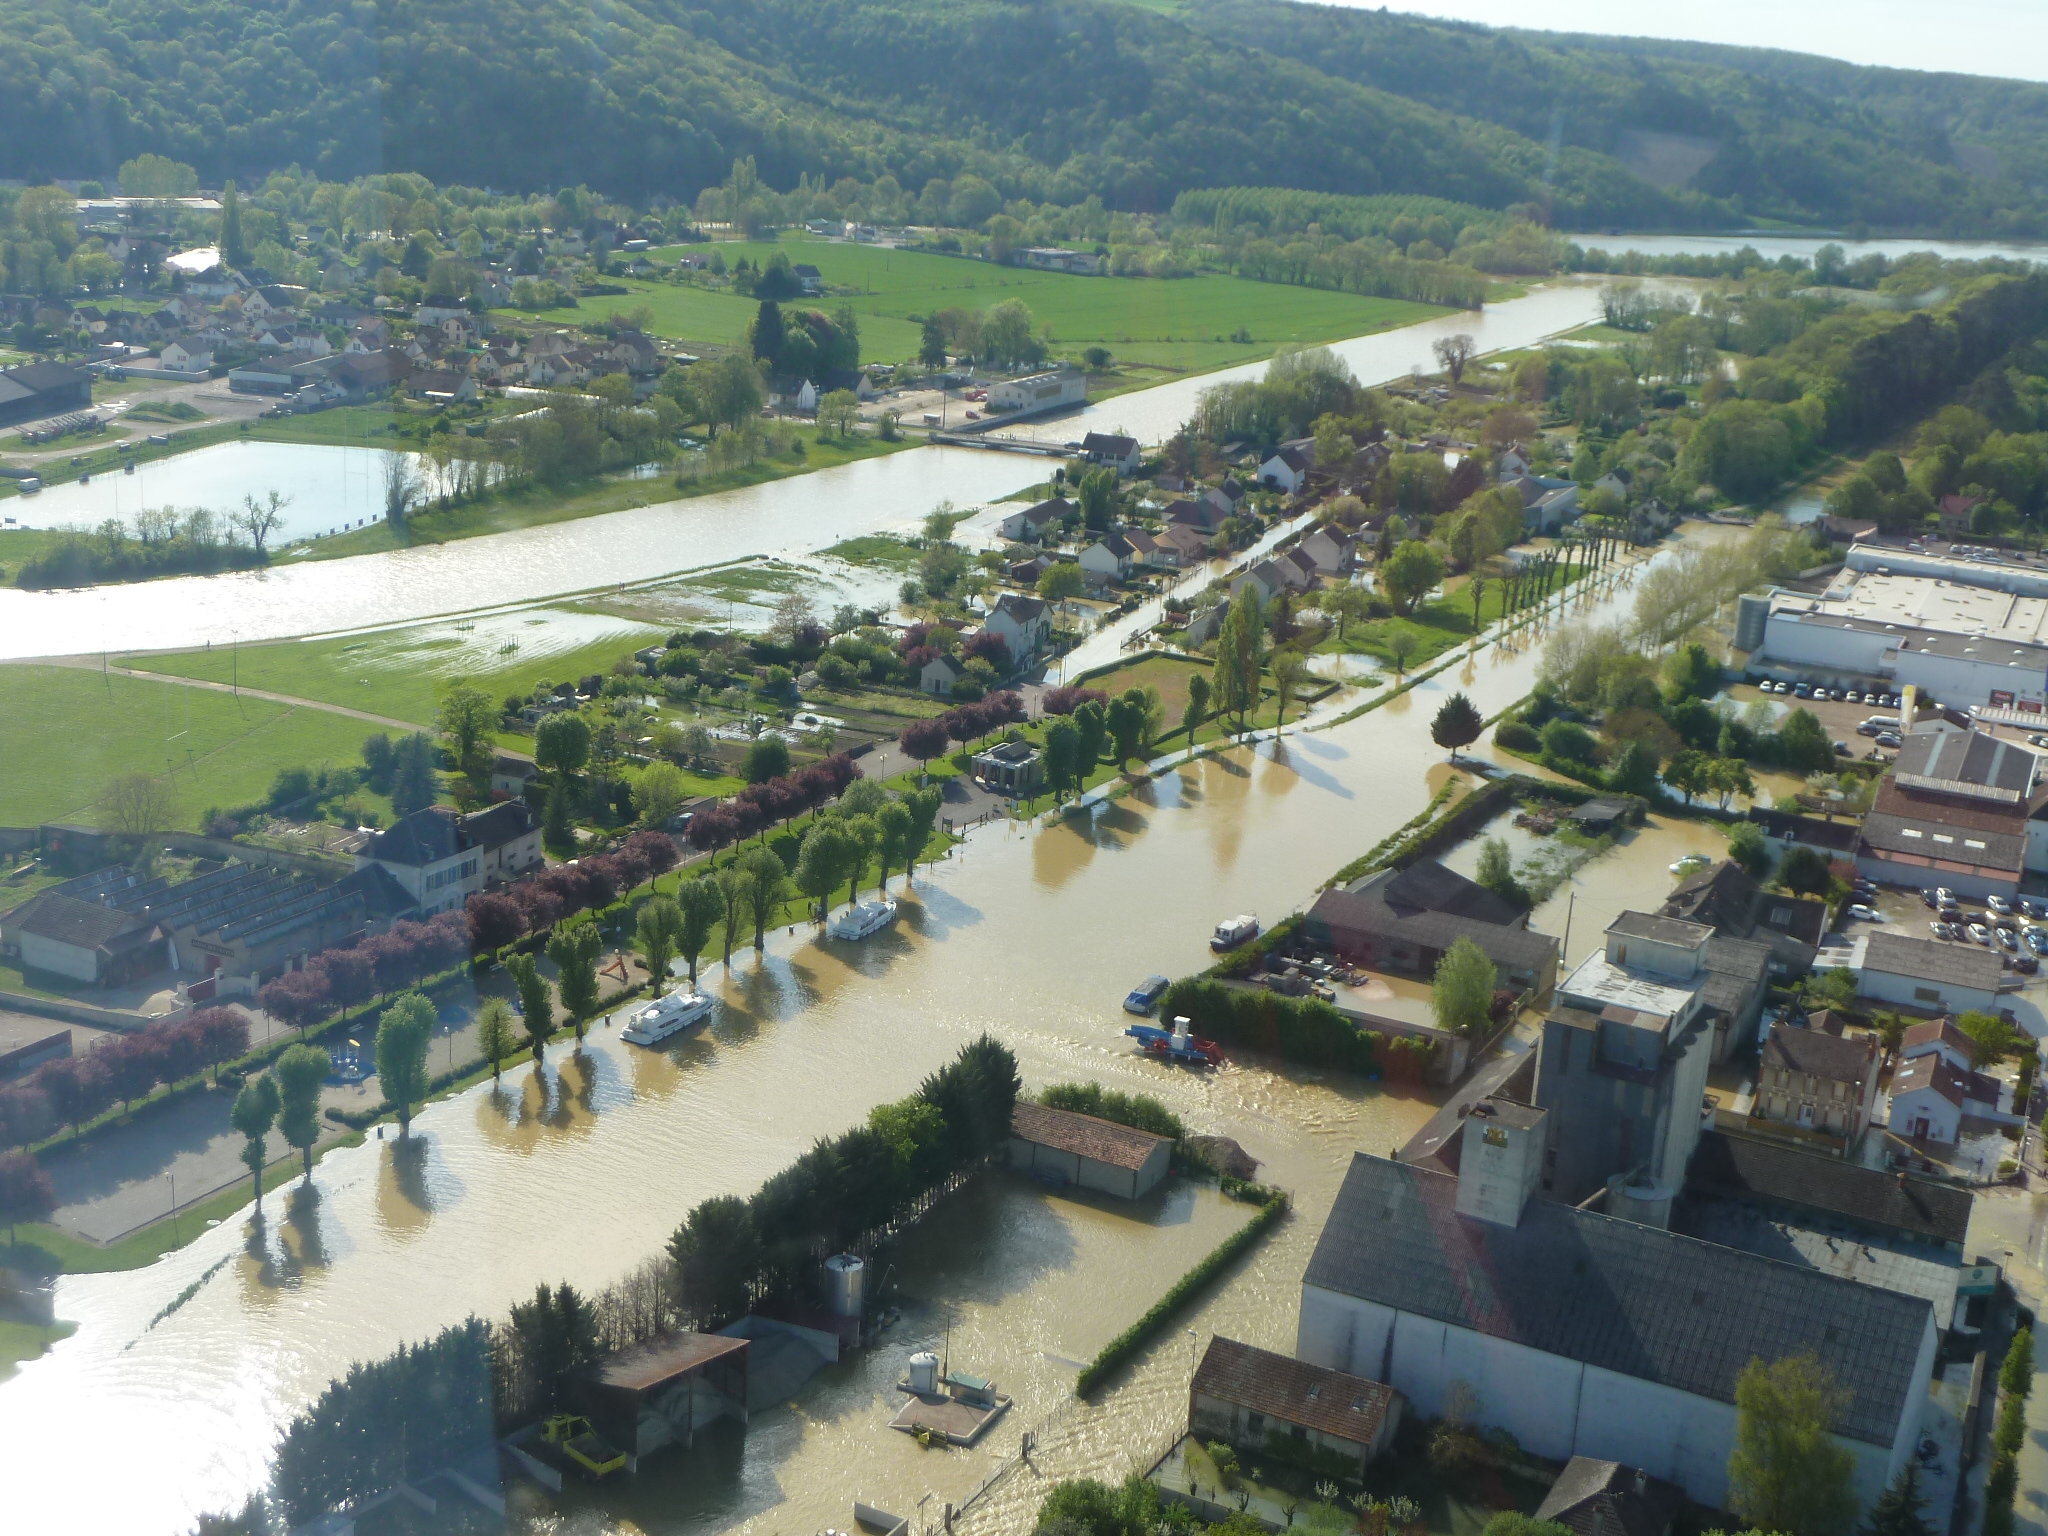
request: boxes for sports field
[0,665,395,829]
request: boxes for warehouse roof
[1862,931,2004,992]
[1304,1154,1933,1448]
[2,891,154,952]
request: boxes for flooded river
[0,541,1666,1535]
[0,282,1618,662]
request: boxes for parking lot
[1842,879,2047,977]
[1721,680,1906,762]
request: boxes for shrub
[1540,718,1597,762]
[1163,978,1379,1075]
[1494,719,1541,753]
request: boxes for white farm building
[1296,1132,1939,1512]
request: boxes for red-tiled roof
[1192,1336,1399,1446]
[1010,1102,1168,1172]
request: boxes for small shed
[1008,1102,1172,1198]
[974,740,1043,796]
[1189,1336,1403,1474]
[565,1332,750,1466]
[1572,798,1630,835]
[1534,1457,1684,1536]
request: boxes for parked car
[2000,928,2020,952]
[2028,928,2048,954]
[1989,894,2014,914]
[1970,923,1994,945]
[2031,734,2048,748]
[2017,954,2040,975]
[1922,888,1941,908]
[1794,683,1812,698]
[1875,731,1902,748]
[1834,741,1852,756]
[1857,721,1883,736]
[1937,887,1959,906]
[1847,904,1881,922]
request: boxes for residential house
[491,752,539,798]
[407,369,480,404]
[1079,432,1141,476]
[1279,545,1322,589]
[1189,1336,1404,1476]
[984,593,1051,659]
[1534,1460,1683,1536]
[1009,554,1055,587]
[1301,859,1559,995]
[1757,1021,1882,1140]
[1661,858,1825,976]
[354,803,543,917]
[1857,932,2002,1017]
[526,352,587,389]
[1183,599,1230,648]
[997,498,1070,543]
[793,264,823,295]
[1158,523,1214,566]
[1229,562,1284,608]
[1513,474,1581,534]
[1890,1052,2003,1143]
[1299,526,1357,578]
[158,339,213,375]
[1297,1146,1939,1511]
[1019,247,1105,275]
[1899,1017,1977,1075]
[1260,441,1315,494]
[1593,470,1632,502]
[1078,531,1136,585]
[1007,1101,1172,1198]
[1496,446,1532,478]
[1123,528,1170,570]
[1165,497,1231,537]
[919,653,966,697]
[1938,495,1985,538]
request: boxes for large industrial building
[1740,540,2048,708]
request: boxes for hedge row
[1075,1191,1288,1396]
[1163,977,1384,1076]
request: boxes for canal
[0,538,1673,1534]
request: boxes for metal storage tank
[1736,591,1771,654]
[824,1253,865,1317]
[1606,1171,1677,1230]
[907,1351,940,1394]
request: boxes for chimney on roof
[1455,1098,1547,1227]
[1635,1469,1649,1497]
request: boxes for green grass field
[631,237,1446,371]
[0,665,399,828]
[120,616,664,730]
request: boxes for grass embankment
[821,534,922,570]
[1075,1187,1289,1396]
[636,235,1447,375]
[298,423,917,561]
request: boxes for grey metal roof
[1303,1154,1932,1448]
[1895,730,2038,795]
[1862,931,2004,992]
[1763,1022,1879,1088]
[1860,811,2025,873]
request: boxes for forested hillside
[3,0,2045,233]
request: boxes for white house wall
[17,932,97,984]
[1758,614,1892,677]
[1859,968,1999,1017]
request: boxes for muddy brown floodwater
[0,536,1717,1536]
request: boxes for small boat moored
[621,986,715,1045]
[1123,974,1170,1015]
[829,897,897,941]
[1210,913,1260,952]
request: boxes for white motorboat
[621,987,715,1045]
[829,897,898,941]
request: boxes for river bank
[0,515,1681,1534]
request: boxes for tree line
[267,1035,1020,1522]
